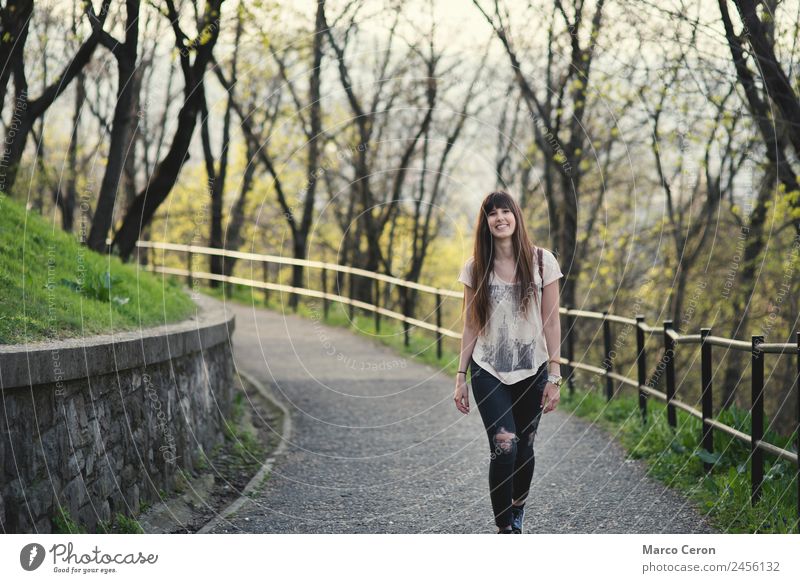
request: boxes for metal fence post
[292,265,299,313]
[187,250,193,289]
[321,268,329,320]
[266,264,272,306]
[403,292,411,347]
[795,331,799,531]
[700,327,713,472]
[262,262,268,306]
[566,308,575,395]
[348,271,355,321]
[374,279,381,333]
[436,292,443,360]
[603,311,613,401]
[751,335,764,506]
[636,315,647,424]
[664,320,677,429]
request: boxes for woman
[454,190,564,534]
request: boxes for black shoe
[510,505,525,533]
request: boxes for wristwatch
[547,374,563,388]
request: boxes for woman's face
[486,206,516,239]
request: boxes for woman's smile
[488,207,516,237]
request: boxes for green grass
[53,505,144,534]
[97,512,144,534]
[0,195,195,344]
[52,505,86,534]
[559,388,799,533]
[199,280,800,534]
[222,390,268,472]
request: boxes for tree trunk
[113,0,223,261]
[288,0,325,310]
[88,0,140,251]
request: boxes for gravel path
[206,298,716,534]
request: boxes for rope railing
[137,239,800,528]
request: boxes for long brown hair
[468,191,538,333]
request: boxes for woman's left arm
[541,280,562,413]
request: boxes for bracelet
[548,358,561,365]
[457,370,467,375]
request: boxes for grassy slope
[0,195,195,344]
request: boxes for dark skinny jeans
[469,357,547,529]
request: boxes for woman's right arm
[454,284,479,414]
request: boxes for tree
[87,0,141,252]
[200,2,243,285]
[320,0,437,301]
[716,0,800,405]
[112,0,225,261]
[0,0,112,195]
[473,0,608,310]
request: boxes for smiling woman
[453,190,564,533]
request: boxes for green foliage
[97,513,144,534]
[54,505,143,534]
[222,390,267,471]
[51,506,86,534]
[61,268,129,305]
[0,195,195,344]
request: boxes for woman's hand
[454,375,470,414]
[541,382,560,414]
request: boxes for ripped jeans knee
[490,426,518,463]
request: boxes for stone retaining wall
[0,293,235,533]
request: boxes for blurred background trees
[3,0,798,433]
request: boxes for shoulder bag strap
[534,247,544,322]
[537,247,544,288]
[537,246,544,316]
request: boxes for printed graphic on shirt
[478,284,536,373]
